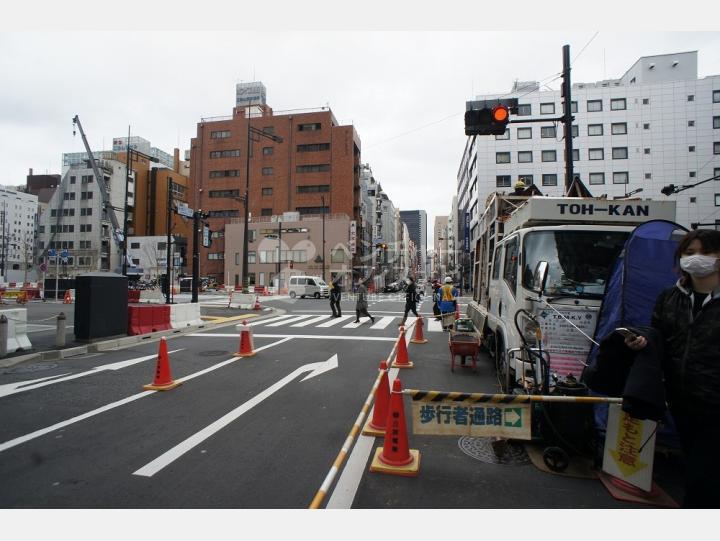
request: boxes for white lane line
[247,315,295,326]
[427,318,444,333]
[316,315,353,328]
[186,333,396,342]
[264,314,314,327]
[343,318,373,329]
[291,314,332,327]
[370,316,395,330]
[0,338,291,454]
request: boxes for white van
[288,275,329,299]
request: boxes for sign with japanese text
[602,404,656,492]
[536,306,598,378]
[411,400,531,439]
[464,212,470,253]
[349,221,357,254]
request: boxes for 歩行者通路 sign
[411,397,531,440]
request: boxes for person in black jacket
[625,229,720,508]
[399,276,419,327]
[329,275,343,317]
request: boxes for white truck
[466,194,676,393]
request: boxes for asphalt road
[0,291,685,509]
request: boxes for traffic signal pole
[561,44,574,194]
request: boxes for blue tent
[584,219,688,447]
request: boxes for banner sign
[536,306,598,378]
[602,404,656,492]
[464,212,470,253]
[349,221,357,254]
[411,399,531,440]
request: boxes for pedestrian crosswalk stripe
[427,318,443,333]
[343,317,373,329]
[291,314,332,327]
[370,316,395,329]
[248,315,294,326]
[265,314,313,327]
[316,315,354,328]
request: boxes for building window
[613,147,628,159]
[296,164,330,173]
[248,251,256,264]
[610,98,627,110]
[517,127,532,139]
[70,175,76,184]
[496,152,511,164]
[688,120,695,127]
[613,172,629,184]
[209,170,240,178]
[589,148,604,160]
[517,104,531,116]
[690,171,696,178]
[571,125,578,138]
[207,252,225,260]
[690,145,696,152]
[209,189,240,198]
[209,149,240,158]
[540,126,556,138]
[611,122,628,135]
[495,129,510,140]
[296,185,330,193]
[687,94,695,102]
[518,151,533,163]
[261,167,274,176]
[541,150,557,162]
[297,143,331,152]
[715,167,720,179]
[588,124,604,136]
[642,98,650,105]
[518,175,534,185]
[262,146,274,156]
[588,173,605,185]
[714,116,720,129]
[80,207,93,216]
[540,103,555,115]
[296,206,329,215]
[298,123,322,131]
[210,130,231,139]
[563,101,578,114]
[572,149,579,161]
[261,208,273,216]
[716,194,720,207]
[587,100,603,112]
[645,173,652,180]
[644,148,651,155]
[207,209,240,218]
[715,142,720,155]
[714,90,720,103]
[542,174,558,186]
[131,242,141,249]
[644,123,650,130]
[262,187,273,196]
[496,175,511,188]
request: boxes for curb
[0,308,283,369]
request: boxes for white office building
[0,187,39,283]
[458,50,720,249]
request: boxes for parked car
[288,275,329,299]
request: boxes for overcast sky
[2,4,719,244]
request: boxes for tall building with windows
[0,186,38,283]
[399,210,427,279]
[190,87,361,283]
[458,50,720,256]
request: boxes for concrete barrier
[1,308,32,352]
[228,292,255,309]
[139,289,164,303]
[170,303,203,329]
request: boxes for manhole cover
[458,436,530,465]
[198,350,230,357]
[3,363,59,374]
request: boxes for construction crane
[71,115,126,259]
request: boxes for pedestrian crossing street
[246,314,447,332]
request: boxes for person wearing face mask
[625,229,720,508]
[399,276,419,327]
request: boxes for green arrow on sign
[504,408,522,428]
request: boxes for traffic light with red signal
[464,98,518,136]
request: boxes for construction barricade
[127,305,171,335]
[0,308,32,352]
[128,290,141,303]
[139,289,164,303]
[228,291,256,309]
[169,303,203,328]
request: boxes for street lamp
[242,122,283,293]
[122,129,159,277]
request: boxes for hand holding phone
[616,327,637,340]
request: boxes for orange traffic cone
[369,378,420,476]
[392,326,413,368]
[362,361,391,437]
[143,337,181,391]
[410,315,428,344]
[235,320,256,357]
[253,296,262,310]
[63,290,72,304]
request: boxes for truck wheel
[314,292,320,299]
[289,291,296,299]
[542,446,570,472]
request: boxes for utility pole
[191,209,203,303]
[277,220,282,290]
[321,194,326,282]
[562,44,575,194]
[165,178,173,304]
[123,125,131,276]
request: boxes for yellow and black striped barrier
[404,389,622,404]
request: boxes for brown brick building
[189,104,361,283]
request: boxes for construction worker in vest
[438,276,459,331]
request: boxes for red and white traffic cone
[369,378,420,476]
[143,337,182,391]
[253,296,262,310]
[235,320,256,357]
[410,315,428,344]
[362,361,391,437]
[392,326,413,368]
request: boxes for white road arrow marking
[133,354,339,477]
[0,350,183,399]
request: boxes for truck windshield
[522,230,629,298]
